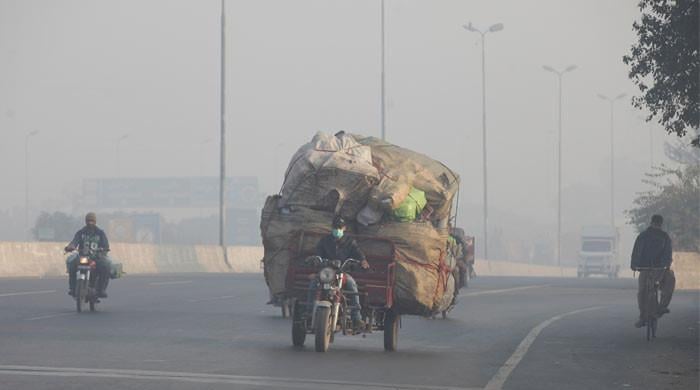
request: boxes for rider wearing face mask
[312,216,370,330]
[64,212,112,298]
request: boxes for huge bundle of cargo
[260,132,460,315]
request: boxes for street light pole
[597,92,626,228]
[24,130,39,240]
[116,134,129,177]
[543,64,577,269]
[380,0,386,141]
[463,22,503,262]
[219,0,230,267]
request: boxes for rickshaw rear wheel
[384,310,399,352]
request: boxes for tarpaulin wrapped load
[367,174,414,212]
[392,187,427,222]
[260,195,335,296]
[353,136,460,225]
[260,131,461,315]
[358,222,456,315]
[279,132,380,218]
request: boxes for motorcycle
[292,256,362,352]
[68,248,106,313]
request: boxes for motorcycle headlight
[79,257,89,265]
[318,267,336,283]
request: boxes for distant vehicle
[577,226,620,279]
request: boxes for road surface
[0,273,697,389]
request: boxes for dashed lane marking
[149,281,193,286]
[0,365,479,390]
[461,285,548,297]
[187,295,240,303]
[0,290,56,298]
[25,312,74,321]
[483,306,606,390]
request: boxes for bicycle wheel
[645,273,654,342]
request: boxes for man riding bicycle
[631,214,675,328]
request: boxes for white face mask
[332,228,344,239]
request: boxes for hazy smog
[0,2,697,389]
[1,1,671,260]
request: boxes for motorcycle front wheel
[76,279,86,313]
[314,306,332,352]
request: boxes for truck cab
[578,226,620,279]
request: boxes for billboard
[82,177,260,209]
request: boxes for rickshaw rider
[308,216,370,330]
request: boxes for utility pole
[463,22,503,262]
[24,130,39,240]
[220,0,230,267]
[380,0,386,141]
[543,64,577,269]
[597,92,626,228]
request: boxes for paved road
[0,274,697,390]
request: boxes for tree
[627,164,700,252]
[623,0,699,147]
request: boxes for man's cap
[332,215,346,229]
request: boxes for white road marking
[461,285,548,297]
[0,365,478,390]
[483,306,606,390]
[187,295,239,303]
[25,312,74,321]
[0,290,56,298]
[149,281,192,286]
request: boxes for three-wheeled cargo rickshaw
[286,231,400,352]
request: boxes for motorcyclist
[309,216,369,331]
[65,212,112,298]
[631,214,675,328]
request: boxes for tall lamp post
[219,0,230,267]
[543,64,577,268]
[380,0,386,141]
[597,92,626,228]
[24,130,39,240]
[463,21,503,262]
[116,134,129,177]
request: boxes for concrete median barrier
[3,241,695,289]
[673,252,700,290]
[0,241,264,278]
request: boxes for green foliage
[627,164,700,252]
[623,0,699,147]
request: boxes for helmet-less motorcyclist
[309,216,369,330]
[65,212,112,298]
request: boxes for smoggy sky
[0,0,675,239]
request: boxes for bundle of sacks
[260,132,460,315]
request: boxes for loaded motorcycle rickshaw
[287,231,400,352]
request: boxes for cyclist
[630,214,675,328]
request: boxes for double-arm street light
[543,64,577,268]
[597,92,627,228]
[25,130,39,240]
[463,21,504,262]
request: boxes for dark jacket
[68,226,110,254]
[316,234,366,262]
[631,226,672,269]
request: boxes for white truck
[577,226,620,279]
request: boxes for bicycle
[635,267,667,341]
